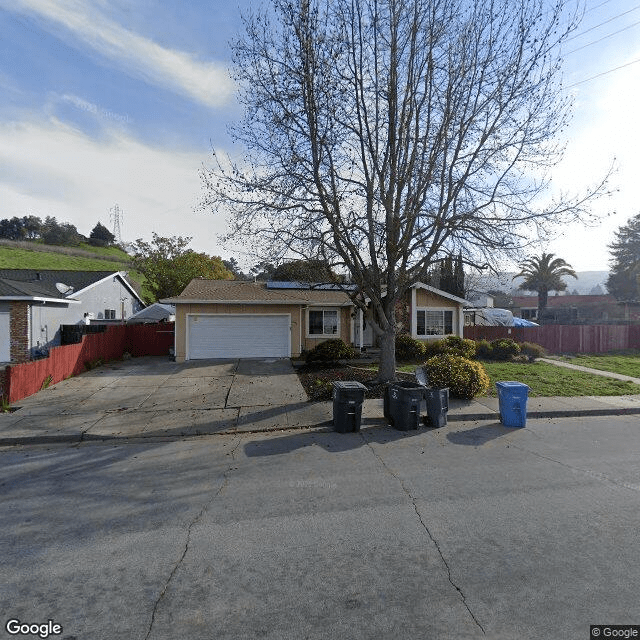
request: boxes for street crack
[360,432,486,635]
[144,435,243,640]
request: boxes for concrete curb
[3,406,640,447]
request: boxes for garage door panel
[188,315,290,359]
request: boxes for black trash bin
[424,387,449,428]
[332,381,367,433]
[386,381,425,431]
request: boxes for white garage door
[187,314,291,359]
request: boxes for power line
[565,3,640,43]
[566,55,640,87]
[585,0,618,14]
[564,19,640,54]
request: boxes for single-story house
[163,279,468,361]
[0,269,144,362]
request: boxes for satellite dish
[55,282,74,294]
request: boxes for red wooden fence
[5,322,174,404]
[464,324,640,354]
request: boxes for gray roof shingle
[171,279,354,305]
[0,270,130,300]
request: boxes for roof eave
[412,282,470,305]
[0,296,81,304]
[162,298,353,306]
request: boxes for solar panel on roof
[266,281,310,289]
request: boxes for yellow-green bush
[490,338,521,361]
[518,341,546,361]
[474,339,493,359]
[424,354,490,399]
[305,339,358,362]
[422,336,477,359]
[442,335,477,359]
[395,334,427,361]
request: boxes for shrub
[475,339,493,360]
[519,341,547,362]
[420,336,477,360]
[489,338,521,361]
[395,334,427,361]
[424,354,490,399]
[442,335,477,359]
[305,339,358,362]
[423,339,446,359]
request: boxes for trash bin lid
[332,381,368,390]
[495,381,530,391]
[415,367,428,386]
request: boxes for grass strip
[555,352,640,379]
[395,361,640,397]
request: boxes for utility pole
[109,204,123,244]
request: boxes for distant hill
[473,271,610,296]
[0,240,148,298]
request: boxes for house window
[521,308,537,320]
[308,309,339,336]
[105,309,116,320]
[416,309,453,336]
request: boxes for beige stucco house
[164,279,467,361]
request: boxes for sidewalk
[2,354,640,447]
[539,357,640,384]
[2,393,640,447]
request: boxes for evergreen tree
[438,255,456,295]
[42,216,84,246]
[89,222,116,247]
[0,215,42,240]
[453,252,465,298]
[606,213,640,302]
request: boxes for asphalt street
[1,415,639,639]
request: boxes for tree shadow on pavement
[446,422,512,446]
[243,424,429,457]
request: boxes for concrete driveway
[2,357,316,442]
[1,415,639,639]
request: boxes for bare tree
[201,0,610,381]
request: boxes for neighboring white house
[0,269,144,362]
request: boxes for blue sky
[0,0,639,274]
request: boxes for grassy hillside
[0,243,151,300]
[0,246,130,270]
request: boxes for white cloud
[5,0,235,108]
[543,56,640,272]
[0,117,230,254]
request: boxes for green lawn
[395,361,640,397]
[555,352,640,379]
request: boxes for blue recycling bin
[495,381,529,428]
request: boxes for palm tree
[514,253,577,322]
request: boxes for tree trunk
[538,288,548,323]
[377,327,397,383]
